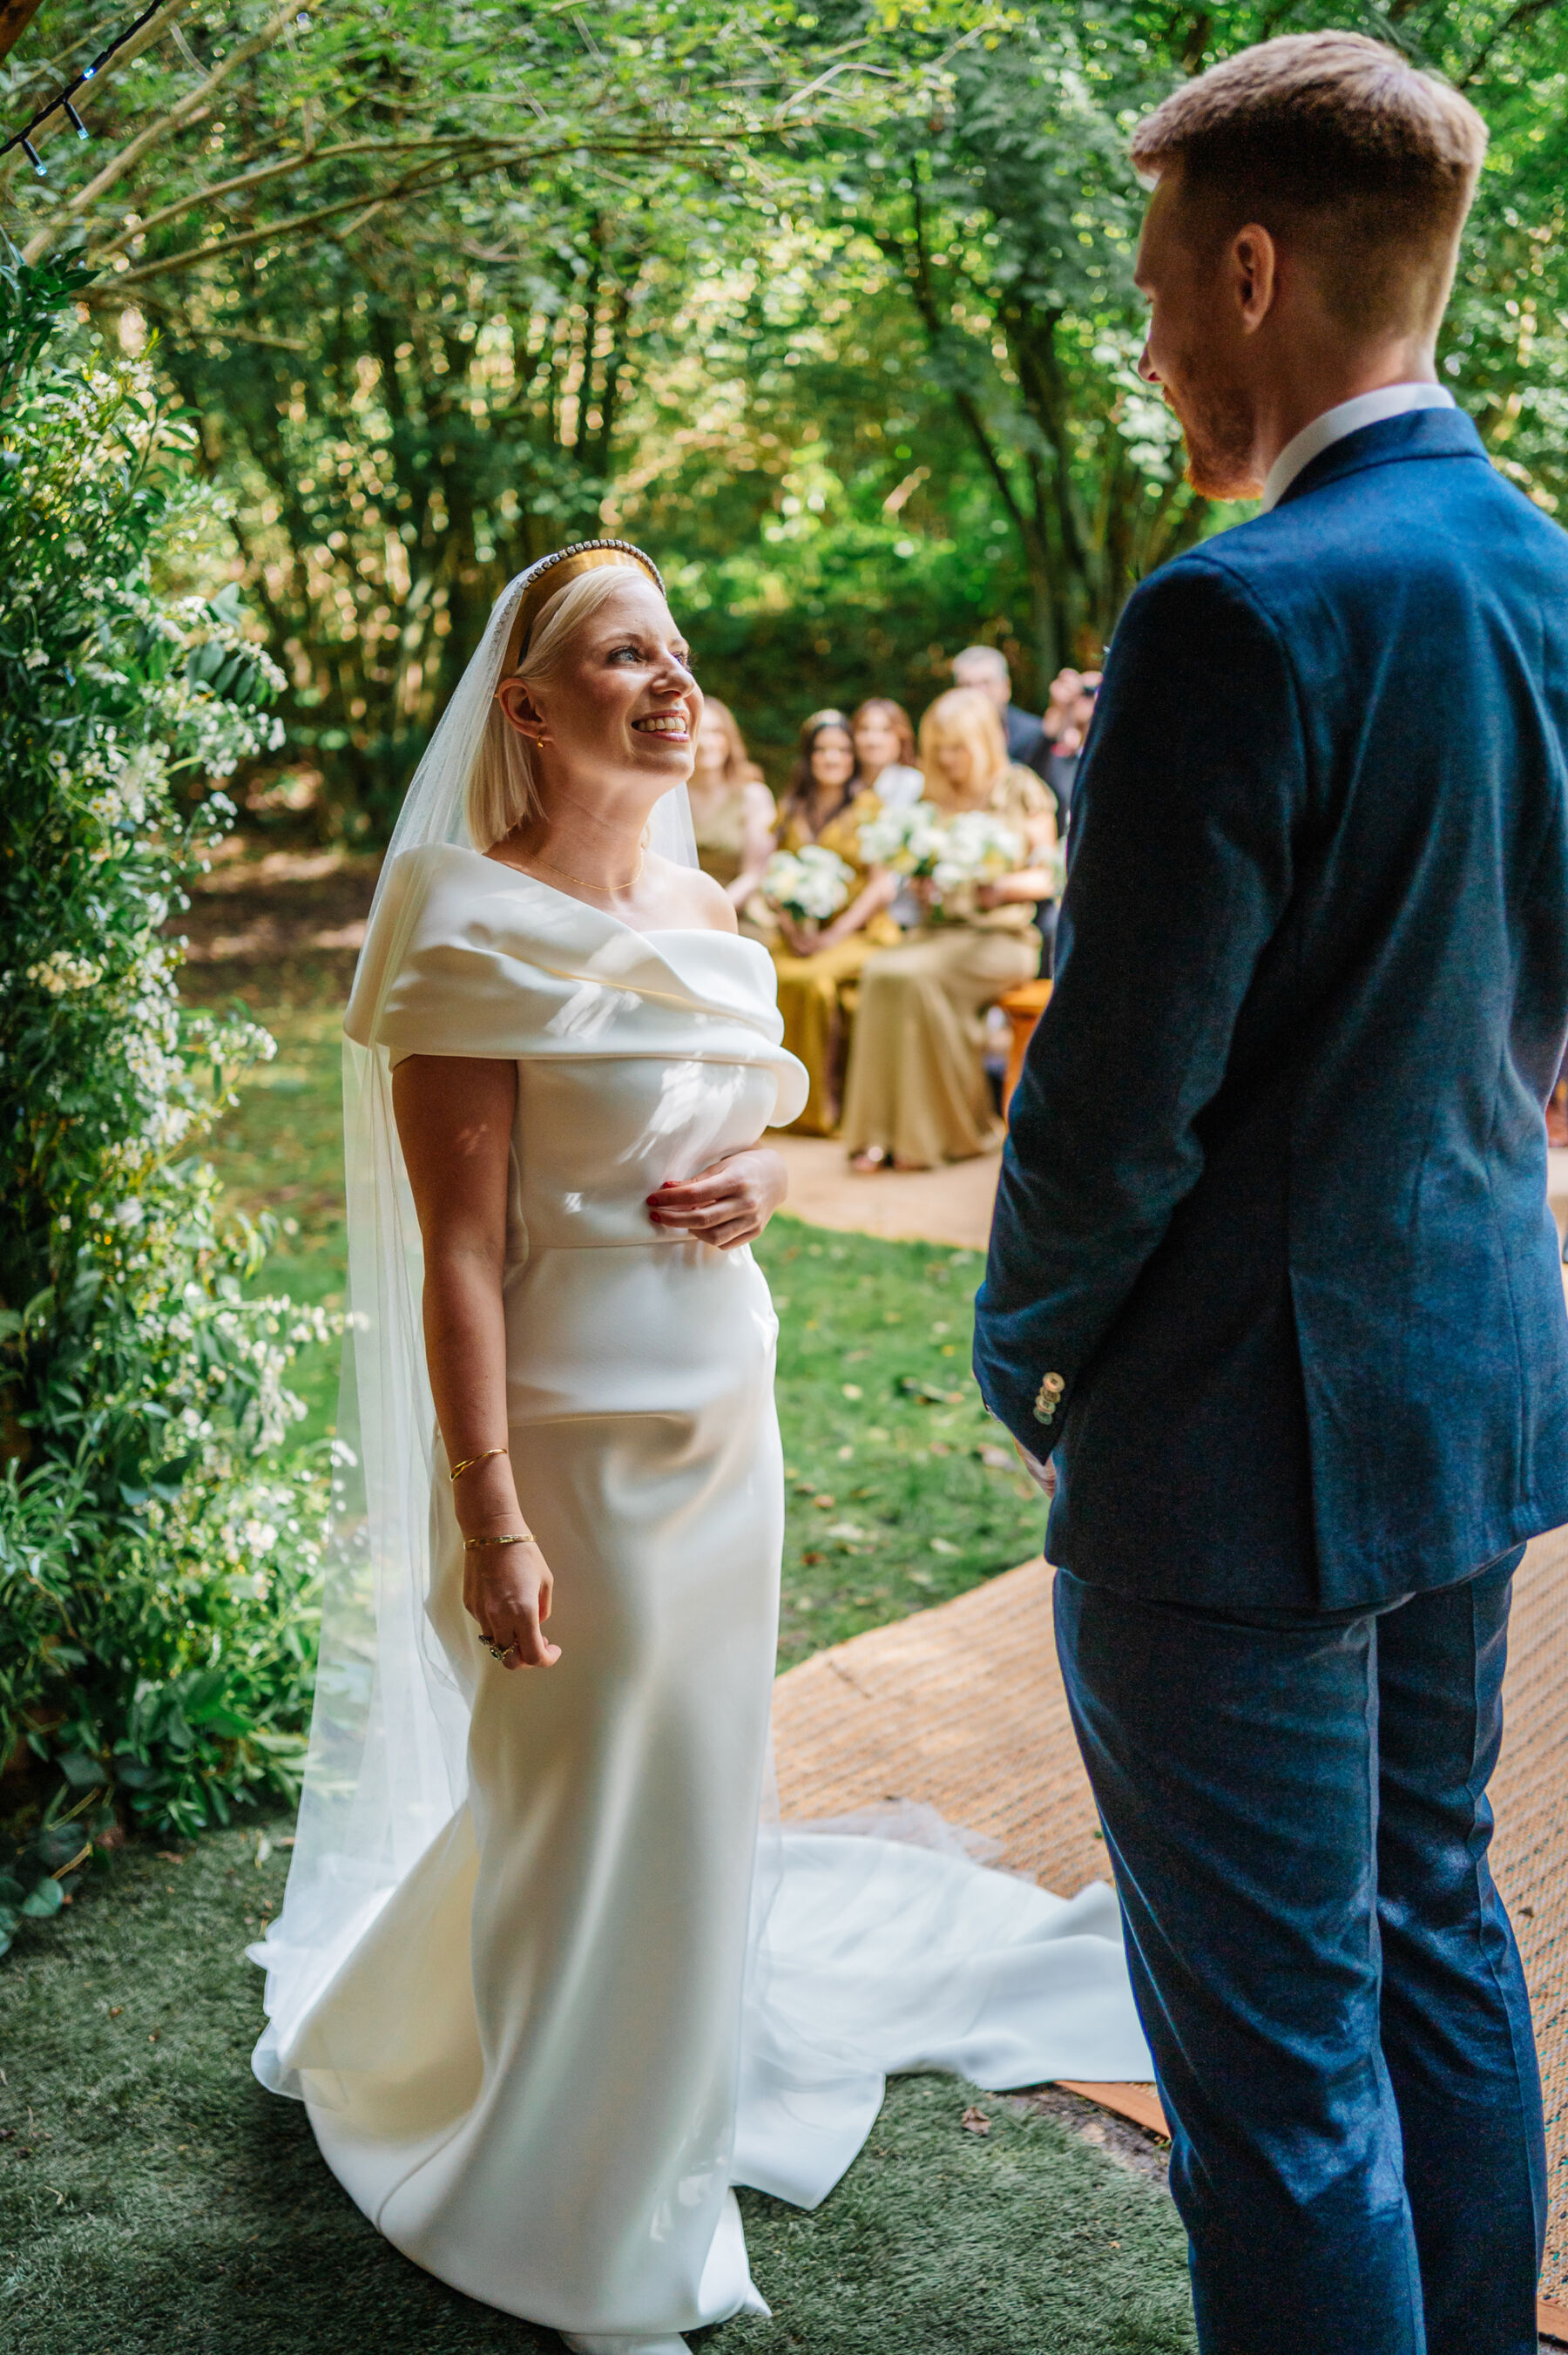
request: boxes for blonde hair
[918,688,1010,809]
[1131,33,1488,335]
[466,566,661,849]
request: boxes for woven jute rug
[772,1530,1568,2323]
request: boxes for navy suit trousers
[1054,1553,1544,2355]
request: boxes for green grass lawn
[0,1823,1195,2355]
[205,985,1049,1667]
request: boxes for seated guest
[687,696,776,934]
[1039,666,1102,829]
[853,696,925,929]
[851,698,924,810]
[1035,668,1100,974]
[842,687,1058,1171]
[951,643,1048,775]
[766,710,900,1136]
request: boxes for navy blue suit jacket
[974,408,1568,1612]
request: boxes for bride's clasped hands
[645,1146,788,1249]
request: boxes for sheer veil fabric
[250,566,701,2084]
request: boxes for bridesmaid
[841,687,1058,1171]
[849,697,924,811]
[766,709,899,1136]
[687,695,776,935]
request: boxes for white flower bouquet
[761,843,855,923]
[859,802,1028,916]
[855,802,950,877]
[929,809,1025,894]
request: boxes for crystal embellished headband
[501,539,666,676]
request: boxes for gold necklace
[530,848,645,895]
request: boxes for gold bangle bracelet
[463,1531,534,1551]
[449,1446,509,1484]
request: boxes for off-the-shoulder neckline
[448,843,754,948]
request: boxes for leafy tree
[822,4,1193,678]
[813,0,1568,686]
[3,1,934,817]
[159,181,672,833]
[6,0,1565,813]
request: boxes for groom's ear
[1229,223,1278,334]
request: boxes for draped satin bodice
[503,1057,779,1256]
[347,843,808,1262]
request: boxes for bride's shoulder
[377,838,478,904]
[645,856,739,935]
[378,841,523,928]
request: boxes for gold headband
[501,540,666,676]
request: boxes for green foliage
[3,2,938,819]
[6,3,1565,805]
[0,260,331,1938]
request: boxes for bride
[249,540,1148,2352]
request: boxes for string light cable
[1,1,168,174]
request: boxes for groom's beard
[1166,363,1261,502]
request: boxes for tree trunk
[0,0,44,65]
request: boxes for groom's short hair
[1130,33,1488,335]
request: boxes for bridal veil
[251,552,701,2087]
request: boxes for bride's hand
[463,1536,561,1671]
[646,1146,787,1249]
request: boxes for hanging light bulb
[65,102,90,141]
[22,137,44,175]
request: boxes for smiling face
[497,572,700,802]
[931,733,976,795]
[852,708,902,779]
[691,710,733,788]
[808,727,856,792]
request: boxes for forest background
[8,0,1568,831]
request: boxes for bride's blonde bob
[467,566,664,851]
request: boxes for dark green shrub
[0,261,330,1951]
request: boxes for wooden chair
[998,978,1052,1113]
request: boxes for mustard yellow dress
[767,788,899,1137]
[691,780,776,944]
[840,767,1053,1167]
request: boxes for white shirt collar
[1260,382,1457,512]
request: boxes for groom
[975,32,1568,2355]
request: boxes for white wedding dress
[253,844,1148,2345]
